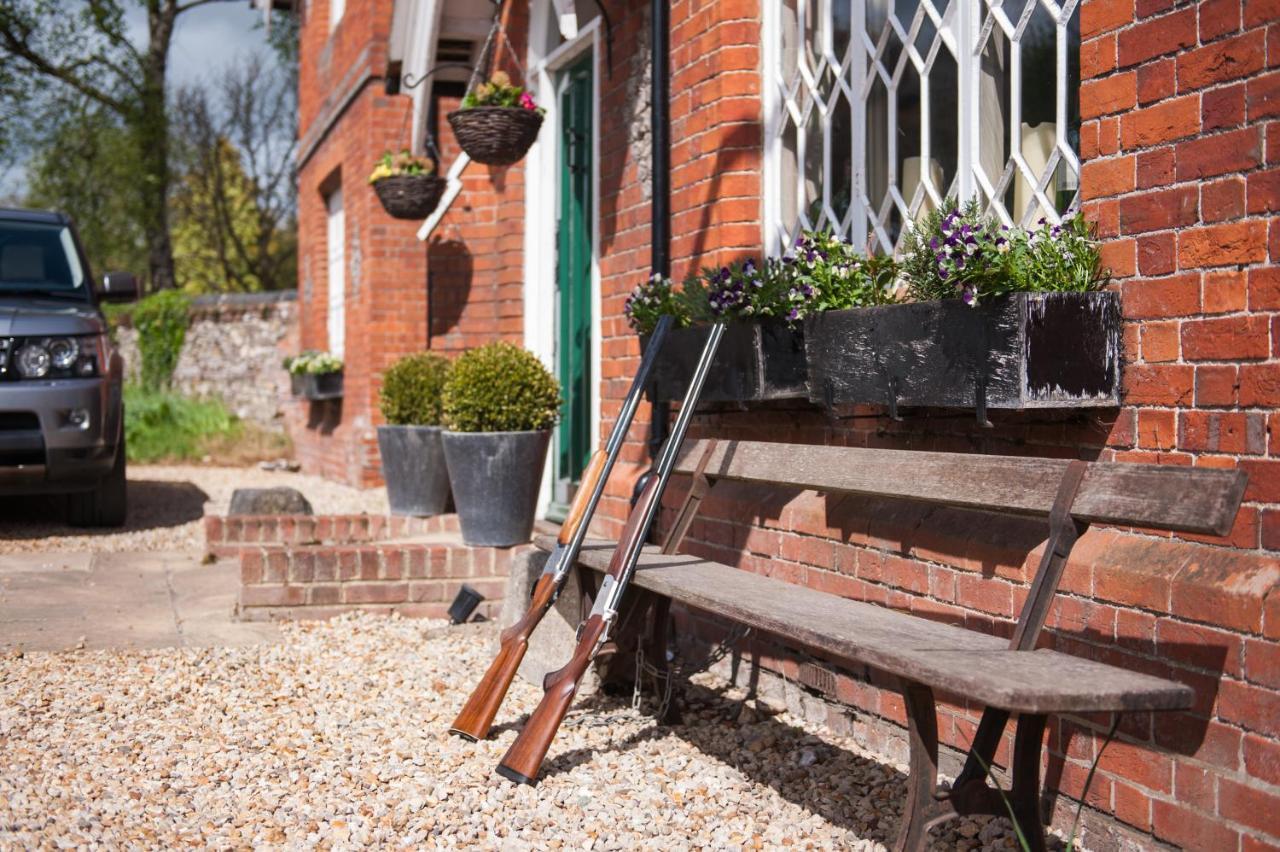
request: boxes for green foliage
[786,231,899,314]
[123,385,241,463]
[132,290,191,391]
[443,341,561,433]
[623,274,699,336]
[902,198,1107,305]
[461,70,543,113]
[369,150,434,183]
[379,353,451,426]
[283,350,342,375]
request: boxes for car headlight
[11,336,102,380]
[15,342,50,378]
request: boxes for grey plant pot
[441,429,551,547]
[377,425,450,517]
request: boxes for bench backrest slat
[674,440,1246,536]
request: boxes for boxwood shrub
[442,341,560,433]
[379,352,451,426]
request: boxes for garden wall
[115,291,298,430]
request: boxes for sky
[1,2,280,199]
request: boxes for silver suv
[0,208,136,526]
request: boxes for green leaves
[442,341,561,434]
[131,290,190,391]
[379,352,450,427]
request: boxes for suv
[0,208,136,526]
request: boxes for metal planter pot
[376,425,450,517]
[442,429,551,547]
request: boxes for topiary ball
[379,352,451,426]
[442,341,561,433]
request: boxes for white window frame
[325,187,346,360]
[763,0,1081,258]
[330,0,345,31]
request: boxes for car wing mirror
[99,271,139,302]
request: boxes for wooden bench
[533,439,1247,851]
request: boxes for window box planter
[804,291,1121,412]
[642,320,808,404]
[291,371,344,401]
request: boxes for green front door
[552,54,594,518]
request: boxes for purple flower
[961,287,975,305]
[788,308,799,321]
[743,258,756,275]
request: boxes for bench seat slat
[540,536,1194,715]
[674,440,1246,536]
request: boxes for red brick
[1098,736,1174,793]
[1118,186,1198,234]
[343,582,409,605]
[1123,274,1202,318]
[1248,167,1280,214]
[1113,781,1153,832]
[1204,83,1247,132]
[1081,72,1138,119]
[1138,408,1177,449]
[1244,732,1280,786]
[239,585,306,608]
[1137,146,1176,188]
[1123,363,1195,406]
[1177,127,1266,181]
[1081,0,1136,39]
[1117,7,1198,67]
[1246,0,1280,28]
[1137,232,1177,275]
[1081,34,1117,80]
[1200,0,1243,42]
[1178,220,1270,267]
[1136,58,1176,105]
[1177,30,1268,91]
[1099,237,1137,277]
[1153,799,1241,850]
[1195,365,1240,406]
[1263,509,1280,551]
[1182,315,1272,361]
[1241,458,1280,503]
[1248,70,1280,121]
[1201,176,1247,222]
[1204,269,1249,313]
[240,549,264,585]
[1219,776,1280,837]
[1141,320,1181,361]
[1081,155,1136,199]
[1173,761,1218,814]
[1241,363,1280,405]
[1219,679,1280,737]
[1245,637,1280,689]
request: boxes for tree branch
[0,23,131,114]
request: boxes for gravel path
[0,466,387,554]
[0,614,1031,850]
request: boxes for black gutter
[645,0,672,465]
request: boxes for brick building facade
[288,0,1280,847]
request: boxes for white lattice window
[763,0,1082,256]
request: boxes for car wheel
[67,438,128,528]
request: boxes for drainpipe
[645,0,672,466]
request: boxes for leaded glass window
[764,0,1082,255]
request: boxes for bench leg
[1009,713,1048,852]
[894,682,949,852]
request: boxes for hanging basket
[447,106,543,166]
[372,174,446,219]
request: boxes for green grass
[123,385,245,463]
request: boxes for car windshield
[0,221,87,296]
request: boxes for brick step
[235,535,534,623]
[205,513,460,556]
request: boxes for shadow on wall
[306,399,343,436]
[428,238,474,340]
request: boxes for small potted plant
[369,150,444,219]
[447,71,545,166]
[441,341,561,546]
[805,200,1119,411]
[377,352,452,516]
[284,350,344,400]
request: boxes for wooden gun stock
[496,615,608,785]
[559,450,607,545]
[449,572,558,740]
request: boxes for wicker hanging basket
[447,106,544,166]
[373,174,447,220]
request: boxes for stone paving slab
[0,550,278,652]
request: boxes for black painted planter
[291,371,344,401]
[442,429,551,546]
[377,425,450,517]
[804,291,1122,411]
[642,320,807,403]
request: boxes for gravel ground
[0,613,1032,850]
[0,465,387,554]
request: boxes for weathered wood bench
[533,439,1247,851]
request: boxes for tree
[0,0,245,290]
[171,52,297,292]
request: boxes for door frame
[524,9,601,519]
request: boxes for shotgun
[496,321,726,785]
[448,314,675,741]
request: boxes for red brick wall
[291,0,528,486]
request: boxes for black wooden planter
[291,371,344,401]
[804,291,1121,412]
[642,320,807,403]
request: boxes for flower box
[291,371,344,401]
[642,320,808,404]
[803,291,1121,411]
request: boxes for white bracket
[417,152,472,241]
